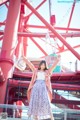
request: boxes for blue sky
[27,0,80,71]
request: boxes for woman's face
[40,63,46,70]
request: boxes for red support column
[23,1,80,60]
[0,0,21,104]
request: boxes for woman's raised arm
[23,56,36,72]
[48,55,61,74]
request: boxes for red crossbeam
[0,0,8,6]
[26,25,80,32]
[9,79,80,91]
[52,92,80,109]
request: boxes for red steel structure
[0,0,80,113]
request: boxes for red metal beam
[13,71,80,83]
[0,0,8,6]
[24,0,47,28]
[30,37,48,56]
[0,20,6,28]
[0,31,3,35]
[13,71,79,78]
[57,45,80,53]
[52,92,80,109]
[9,76,80,91]
[0,22,6,26]
[52,83,80,91]
[5,2,9,8]
[26,25,80,32]
[0,30,80,55]
[24,0,46,19]
[1,22,80,32]
[23,1,80,60]
[1,31,80,38]
[55,27,80,32]
[19,32,80,38]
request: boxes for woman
[16,55,61,120]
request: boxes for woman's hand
[48,54,61,74]
[53,54,61,61]
[57,54,61,61]
[21,55,35,72]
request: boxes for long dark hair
[38,60,48,71]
